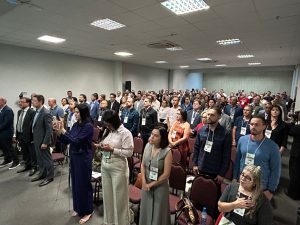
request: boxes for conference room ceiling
[0,0,299,69]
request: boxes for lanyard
[241,118,249,128]
[192,111,197,119]
[150,148,161,168]
[206,129,215,142]
[142,109,149,118]
[246,135,266,156]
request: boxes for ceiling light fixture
[91,18,126,30]
[216,39,241,46]
[37,35,65,44]
[237,54,254,58]
[166,46,183,51]
[179,65,190,68]
[114,51,133,57]
[215,64,227,67]
[155,61,168,64]
[161,0,210,15]
[197,57,212,61]
[248,62,261,65]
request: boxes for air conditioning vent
[200,60,218,63]
[147,40,180,49]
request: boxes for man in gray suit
[31,94,54,186]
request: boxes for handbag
[175,197,200,225]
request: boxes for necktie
[32,110,39,129]
[17,110,24,132]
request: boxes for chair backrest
[188,137,196,154]
[133,137,144,155]
[93,127,100,143]
[215,212,223,225]
[51,132,57,147]
[187,153,194,174]
[134,173,143,189]
[171,148,182,165]
[189,175,218,217]
[169,165,186,194]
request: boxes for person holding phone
[54,104,94,224]
[95,110,133,225]
[218,165,273,225]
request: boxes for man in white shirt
[167,96,181,130]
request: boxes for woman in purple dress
[54,103,94,224]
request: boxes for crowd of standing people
[0,87,299,225]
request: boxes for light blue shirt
[233,134,281,191]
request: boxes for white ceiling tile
[0,0,298,68]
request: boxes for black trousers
[141,133,150,149]
[19,138,36,169]
[288,156,300,200]
[0,138,19,163]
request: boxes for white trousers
[101,156,130,225]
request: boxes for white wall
[199,67,294,94]
[171,69,188,91]
[0,44,116,114]
[186,72,203,90]
[122,63,169,91]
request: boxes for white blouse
[101,124,134,158]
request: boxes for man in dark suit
[187,99,202,135]
[108,93,120,112]
[138,96,158,148]
[31,94,54,186]
[15,97,37,175]
[0,97,20,169]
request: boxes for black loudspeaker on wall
[125,81,131,91]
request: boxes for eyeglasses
[240,172,252,182]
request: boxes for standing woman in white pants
[95,110,134,225]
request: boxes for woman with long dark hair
[139,126,172,225]
[266,104,288,153]
[54,104,94,224]
[168,108,191,167]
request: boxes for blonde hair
[242,165,263,216]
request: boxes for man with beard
[233,115,281,200]
[192,107,231,185]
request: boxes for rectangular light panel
[37,35,65,44]
[217,39,241,46]
[161,0,209,15]
[91,18,125,30]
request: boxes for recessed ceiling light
[166,46,183,51]
[161,0,210,15]
[91,18,126,30]
[197,57,212,61]
[215,64,227,67]
[114,51,133,57]
[37,35,65,44]
[238,54,254,58]
[216,39,241,46]
[248,62,261,65]
[155,61,168,64]
[179,65,190,68]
